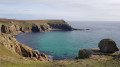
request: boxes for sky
[0,0,120,21]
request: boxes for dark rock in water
[78,49,92,59]
[73,28,90,30]
[98,39,119,53]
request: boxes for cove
[15,21,120,60]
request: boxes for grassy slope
[0,51,120,67]
[0,45,20,58]
[0,19,67,28]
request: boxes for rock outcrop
[77,48,120,59]
[78,49,92,59]
[0,24,2,34]
[48,23,73,31]
[1,24,22,35]
[98,39,119,53]
[77,38,119,59]
[0,34,49,61]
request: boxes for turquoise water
[15,21,120,60]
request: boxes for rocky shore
[0,19,75,61]
[76,38,120,59]
[0,19,120,67]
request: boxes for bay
[15,21,120,60]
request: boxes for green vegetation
[0,19,120,67]
[0,19,67,28]
[0,54,120,67]
[0,22,13,27]
[0,45,20,58]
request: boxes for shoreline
[0,19,120,67]
[14,32,76,60]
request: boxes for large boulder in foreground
[98,39,119,53]
[78,49,92,59]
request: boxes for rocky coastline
[76,38,120,59]
[0,18,78,61]
[0,19,120,67]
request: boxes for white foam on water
[48,55,53,61]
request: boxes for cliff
[0,19,120,67]
[0,19,73,62]
[0,33,49,61]
[0,19,73,35]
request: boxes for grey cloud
[0,0,120,21]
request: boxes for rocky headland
[0,18,120,67]
[0,19,74,35]
[0,18,75,61]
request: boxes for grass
[0,22,13,27]
[0,45,20,58]
[0,19,67,28]
[0,53,120,67]
[0,60,51,67]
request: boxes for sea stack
[98,38,119,53]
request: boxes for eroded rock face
[9,25,20,35]
[31,25,40,32]
[39,25,50,32]
[1,25,7,33]
[98,39,119,53]
[38,53,49,61]
[0,24,22,35]
[0,24,2,34]
[48,23,73,31]
[0,34,49,61]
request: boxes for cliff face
[0,19,73,61]
[0,34,49,61]
[0,19,73,35]
[0,24,50,35]
[48,23,73,30]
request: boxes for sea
[15,21,120,60]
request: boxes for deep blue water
[15,21,120,60]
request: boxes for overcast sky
[0,0,120,21]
